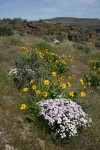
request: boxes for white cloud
[77,12,83,16]
[43,7,58,13]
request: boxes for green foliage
[0,24,13,36]
[73,43,91,53]
[84,60,100,91]
[13,50,50,88]
[0,53,4,62]
[19,32,25,36]
[97,37,100,40]
[5,36,22,45]
[85,72,100,87]
[95,42,100,48]
[38,19,44,22]
[32,41,54,52]
[90,61,100,70]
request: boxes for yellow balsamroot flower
[22,87,28,92]
[42,91,48,97]
[61,60,67,65]
[20,104,27,110]
[68,54,71,58]
[35,48,38,51]
[67,82,71,87]
[60,83,66,89]
[84,86,86,89]
[68,76,72,81]
[44,80,49,85]
[52,72,57,77]
[30,80,34,84]
[93,66,96,70]
[70,59,73,63]
[56,60,59,63]
[20,47,28,54]
[88,82,91,86]
[36,90,41,95]
[80,79,84,85]
[80,92,86,97]
[32,85,36,90]
[58,76,64,82]
[69,91,74,97]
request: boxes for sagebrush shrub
[0,24,13,36]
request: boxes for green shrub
[19,32,25,36]
[97,37,100,40]
[11,44,68,89]
[73,43,91,53]
[90,61,100,70]
[0,24,13,36]
[85,72,100,88]
[12,50,50,89]
[95,42,100,48]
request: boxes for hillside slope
[45,17,100,32]
[0,18,99,43]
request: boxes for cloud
[43,7,58,13]
[77,12,83,16]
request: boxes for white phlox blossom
[37,98,92,138]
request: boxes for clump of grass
[32,41,55,52]
[4,36,22,45]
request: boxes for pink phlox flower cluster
[37,98,92,138]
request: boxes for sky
[0,0,100,21]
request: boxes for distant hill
[45,17,100,32]
[0,18,100,43]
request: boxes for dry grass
[0,34,100,150]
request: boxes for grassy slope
[0,32,100,150]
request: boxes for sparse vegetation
[73,43,91,53]
[4,36,22,45]
[0,18,100,150]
